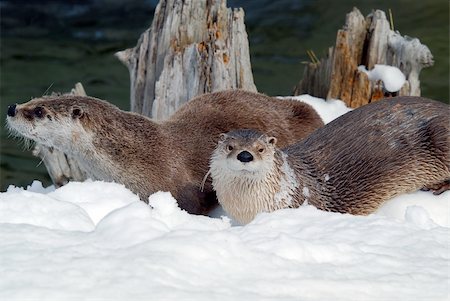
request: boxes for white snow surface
[281,94,352,124]
[1,97,449,301]
[358,64,406,92]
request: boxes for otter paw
[423,180,450,195]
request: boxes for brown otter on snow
[209,96,450,224]
[6,90,324,215]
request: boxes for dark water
[1,0,448,190]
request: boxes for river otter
[209,96,450,224]
[6,90,324,215]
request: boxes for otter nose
[237,151,253,163]
[7,104,17,117]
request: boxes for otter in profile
[209,96,450,224]
[6,90,323,215]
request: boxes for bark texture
[116,0,256,120]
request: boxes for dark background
[1,0,449,190]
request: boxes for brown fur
[210,96,450,224]
[6,89,324,214]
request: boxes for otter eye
[227,145,233,151]
[34,107,44,118]
[71,106,84,119]
[258,148,264,153]
[73,108,81,116]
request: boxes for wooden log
[350,70,371,108]
[294,7,434,108]
[387,33,434,96]
[116,0,256,120]
[32,83,88,186]
[327,9,367,104]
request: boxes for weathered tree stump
[294,8,434,108]
[32,83,88,186]
[116,0,256,120]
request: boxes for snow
[282,94,353,124]
[302,187,310,198]
[274,152,299,207]
[358,64,406,92]
[1,97,449,301]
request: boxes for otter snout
[7,104,17,117]
[237,151,253,163]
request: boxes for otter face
[211,129,278,176]
[6,96,91,154]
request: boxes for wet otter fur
[209,96,450,224]
[6,90,324,215]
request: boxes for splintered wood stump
[33,83,88,186]
[294,8,434,108]
[116,0,256,120]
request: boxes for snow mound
[280,94,352,124]
[47,180,139,224]
[0,180,449,300]
[376,190,450,227]
[358,64,406,92]
[0,186,94,232]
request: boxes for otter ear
[219,133,228,142]
[71,106,84,119]
[267,136,277,146]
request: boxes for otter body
[6,90,323,214]
[209,97,450,224]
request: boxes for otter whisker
[35,147,47,167]
[200,170,211,192]
[21,138,35,151]
[42,82,55,97]
[36,157,45,167]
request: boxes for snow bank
[0,181,448,300]
[1,97,448,300]
[0,187,94,232]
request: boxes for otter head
[211,129,278,178]
[6,95,94,155]
[210,129,295,224]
